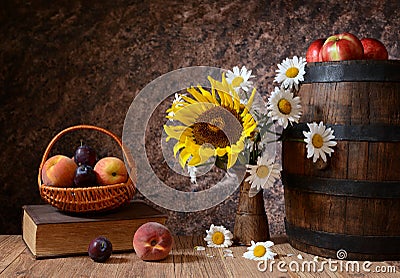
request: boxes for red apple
[306,38,325,62]
[133,222,173,261]
[321,32,364,61]
[94,157,128,185]
[42,155,77,187]
[318,50,323,62]
[361,38,388,60]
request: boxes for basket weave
[38,125,136,213]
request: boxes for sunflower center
[312,134,324,148]
[278,99,292,115]
[256,165,270,178]
[208,116,225,131]
[232,76,244,87]
[212,231,225,245]
[285,67,299,78]
[253,245,267,257]
[192,106,243,149]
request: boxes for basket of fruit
[38,125,136,213]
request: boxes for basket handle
[38,124,136,188]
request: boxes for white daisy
[303,121,337,163]
[167,93,185,120]
[187,165,197,184]
[245,154,282,192]
[274,56,306,90]
[226,66,255,92]
[267,86,302,128]
[243,240,277,261]
[204,224,233,248]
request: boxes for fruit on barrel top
[133,222,173,261]
[42,155,77,187]
[94,157,128,185]
[88,236,112,262]
[74,164,97,187]
[361,38,388,60]
[74,144,97,167]
[321,32,364,61]
[306,38,325,62]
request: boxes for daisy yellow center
[253,245,267,257]
[232,76,244,87]
[192,106,243,149]
[312,134,324,148]
[256,165,270,178]
[278,99,292,115]
[212,231,225,245]
[285,67,299,78]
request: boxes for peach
[42,155,77,187]
[94,157,128,185]
[133,222,173,261]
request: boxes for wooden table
[1,235,399,277]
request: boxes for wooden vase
[233,175,270,245]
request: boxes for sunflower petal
[178,148,192,168]
[187,86,209,103]
[227,151,239,169]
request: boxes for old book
[22,200,167,259]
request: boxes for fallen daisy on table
[194,246,206,251]
[223,249,234,258]
[204,224,233,248]
[243,240,277,261]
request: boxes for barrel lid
[303,60,400,83]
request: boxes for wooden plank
[1,235,400,277]
[0,235,27,273]
[347,141,368,180]
[282,141,305,175]
[274,243,400,277]
[173,236,231,277]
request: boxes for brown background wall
[1,0,399,235]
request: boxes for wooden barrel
[282,60,400,261]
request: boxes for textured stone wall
[1,0,399,235]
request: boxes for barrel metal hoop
[283,173,400,198]
[283,123,400,142]
[303,61,400,83]
[285,219,400,255]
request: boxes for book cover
[22,200,167,258]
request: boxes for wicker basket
[38,125,136,213]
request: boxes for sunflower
[274,56,306,91]
[303,121,337,163]
[204,224,233,248]
[243,240,276,261]
[164,74,257,169]
[267,86,302,128]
